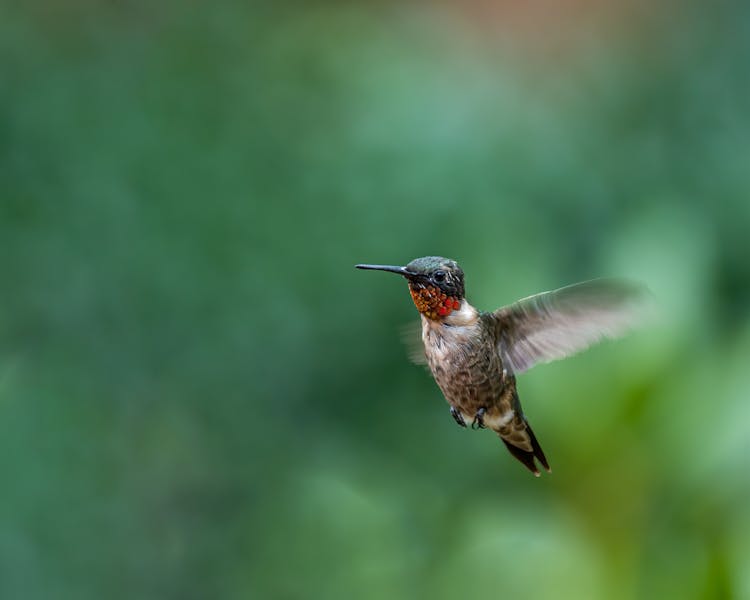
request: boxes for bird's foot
[471,407,487,430]
[450,407,467,428]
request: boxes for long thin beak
[355,263,410,276]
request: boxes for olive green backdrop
[1,1,749,598]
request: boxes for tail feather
[500,420,550,476]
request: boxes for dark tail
[500,420,551,477]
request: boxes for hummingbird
[356,256,648,476]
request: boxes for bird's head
[356,256,465,320]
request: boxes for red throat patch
[408,285,461,320]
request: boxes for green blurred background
[1,1,749,598]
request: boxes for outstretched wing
[493,278,650,374]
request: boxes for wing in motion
[400,321,428,365]
[493,278,651,374]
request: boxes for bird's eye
[433,270,446,283]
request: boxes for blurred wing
[400,321,427,366]
[493,278,651,374]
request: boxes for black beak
[355,263,413,277]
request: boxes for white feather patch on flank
[482,410,515,430]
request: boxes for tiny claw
[450,407,467,428]
[471,407,487,430]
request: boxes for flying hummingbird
[356,256,648,476]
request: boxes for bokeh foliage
[1,1,749,598]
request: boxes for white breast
[421,300,481,361]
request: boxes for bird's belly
[432,365,507,416]
[423,325,510,424]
